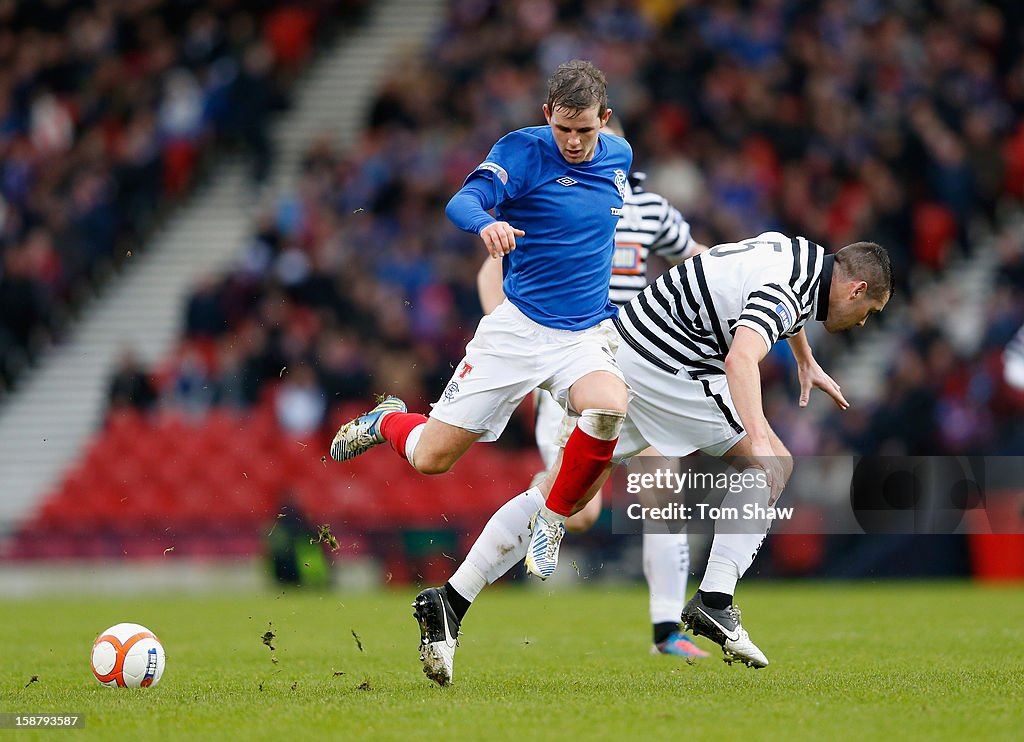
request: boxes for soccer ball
[90,623,165,688]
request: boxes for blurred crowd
[0,0,368,395]
[91,0,1024,454]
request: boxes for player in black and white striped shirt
[609,233,890,666]
[463,232,890,671]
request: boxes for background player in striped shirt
[420,233,890,679]
[478,118,710,660]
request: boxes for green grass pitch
[2,581,1022,740]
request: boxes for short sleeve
[734,283,801,352]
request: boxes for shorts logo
[774,302,792,330]
[557,176,577,187]
[443,380,460,402]
[458,362,473,379]
[610,207,623,217]
[476,161,508,185]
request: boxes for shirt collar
[815,254,835,322]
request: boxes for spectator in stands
[274,363,326,436]
[166,345,214,418]
[0,0,355,394]
[107,347,158,415]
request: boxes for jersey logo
[457,362,473,379]
[476,161,508,185]
[610,207,623,217]
[612,243,643,275]
[774,302,793,330]
[557,176,577,187]
[613,169,627,199]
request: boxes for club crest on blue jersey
[614,169,627,199]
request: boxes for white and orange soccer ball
[90,623,165,688]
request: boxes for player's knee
[411,449,457,475]
[579,408,626,441]
[571,373,629,414]
[595,382,629,414]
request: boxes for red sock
[545,425,617,517]
[379,412,428,461]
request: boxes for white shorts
[610,337,746,464]
[429,300,626,442]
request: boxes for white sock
[699,468,774,597]
[699,553,740,596]
[447,561,487,604]
[643,532,690,625]
[404,423,425,469]
[450,487,546,601]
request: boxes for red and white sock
[543,409,622,518]
[379,412,428,463]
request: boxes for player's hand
[749,442,787,505]
[797,359,849,410]
[479,221,525,258]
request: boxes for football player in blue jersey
[328,60,635,685]
[475,115,710,662]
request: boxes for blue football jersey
[467,126,632,330]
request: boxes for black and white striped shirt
[615,232,831,377]
[609,177,696,306]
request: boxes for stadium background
[1,0,1023,598]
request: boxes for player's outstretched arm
[786,330,849,410]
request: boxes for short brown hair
[835,241,893,300]
[546,60,608,117]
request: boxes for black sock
[443,582,471,623]
[699,590,732,610]
[653,621,678,645]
